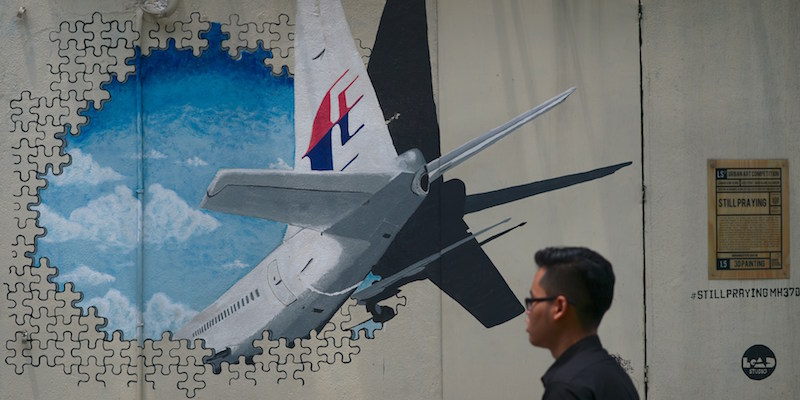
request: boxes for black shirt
[541,335,639,400]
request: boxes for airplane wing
[201,169,394,230]
[294,0,398,173]
[426,87,575,182]
[351,218,511,302]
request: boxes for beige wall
[437,1,643,398]
[2,0,799,398]
[643,0,800,398]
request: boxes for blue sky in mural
[36,24,294,340]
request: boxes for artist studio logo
[742,345,776,380]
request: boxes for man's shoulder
[544,342,639,399]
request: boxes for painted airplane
[176,0,630,364]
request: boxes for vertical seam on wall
[434,1,445,396]
[134,8,146,400]
[638,1,648,399]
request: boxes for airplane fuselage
[175,150,428,360]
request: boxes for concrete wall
[437,1,643,399]
[642,0,800,398]
[1,0,797,398]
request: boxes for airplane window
[255,289,260,297]
[246,296,250,304]
[250,293,255,301]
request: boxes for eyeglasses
[524,296,558,311]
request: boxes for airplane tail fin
[426,87,575,181]
[294,0,398,172]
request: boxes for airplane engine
[412,165,430,196]
[394,148,429,196]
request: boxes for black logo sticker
[742,344,776,380]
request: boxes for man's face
[526,268,554,347]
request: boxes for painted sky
[35,24,294,340]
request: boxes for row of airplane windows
[192,289,261,338]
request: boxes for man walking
[526,247,639,399]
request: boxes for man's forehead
[531,270,546,291]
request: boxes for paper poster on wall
[708,159,789,279]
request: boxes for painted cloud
[50,148,125,186]
[87,289,199,340]
[144,183,220,243]
[37,184,219,250]
[87,289,138,338]
[144,292,198,339]
[58,265,116,286]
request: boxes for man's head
[525,247,615,351]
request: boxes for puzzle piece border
[5,8,384,395]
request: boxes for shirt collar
[541,334,602,383]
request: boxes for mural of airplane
[176,0,630,364]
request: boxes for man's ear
[551,295,569,321]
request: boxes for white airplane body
[175,0,574,362]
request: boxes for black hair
[534,246,615,330]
